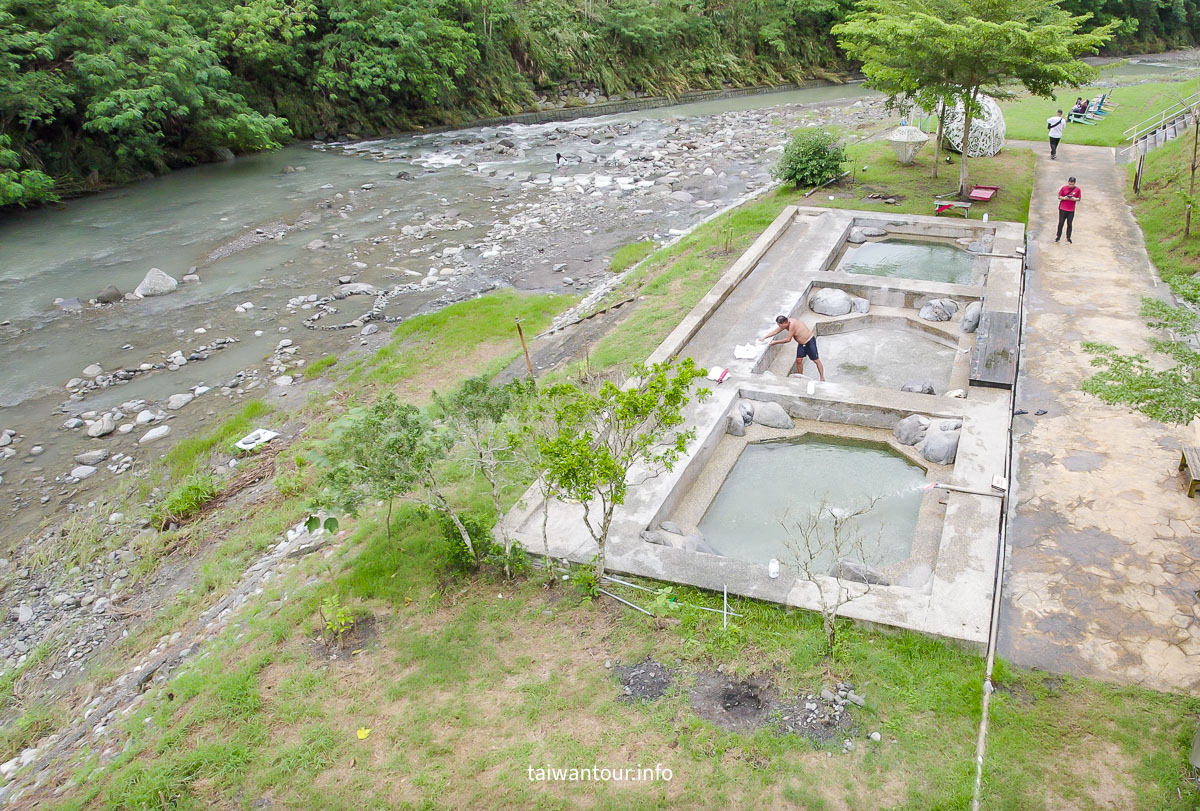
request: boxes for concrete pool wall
[501,206,1024,648]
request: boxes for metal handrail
[1122,89,1200,151]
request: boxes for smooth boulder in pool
[960,300,983,333]
[809,288,853,316]
[753,401,794,429]
[893,414,929,445]
[918,298,959,322]
[901,381,936,395]
[922,426,960,465]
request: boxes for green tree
[433,376,531,576]
[0,134,54,206]
[539,359,708,579]
[836,0,1117,193]
[315,393,478,561]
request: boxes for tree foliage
[836,0,1117,192]
[539,359,708,579]
[773,129,847,188]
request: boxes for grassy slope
[1001,79,1200,148]
[38,161,1200,810]
[1127,129,1200,304]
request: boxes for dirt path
[999,139,1200,693]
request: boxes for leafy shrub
[773,130,847,188]
[434,511,499,575]
[571,565,600,599]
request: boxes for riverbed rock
[87,415,115,438]
[139,425,171,445]
[274,375,294,387]
[960,300,983,333]
[753,401,793,429]
[133,268,178,298]
[74,449,109,465]
[900,381,936,395]
[809,288,853,316]
[922,427,960,465]
[333,283,377,298]
[135,409,158,425]
[669,190,694,204]
[82,363,103,377]
[918,298,959,322]
[306,239,328,250]
[166,392,194,410]
[893,414,929,445]
[96,285,123,304]
[360,324,379,336]
[55,297,84,312]
[71,465,98,480]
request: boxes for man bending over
[760,315,825,381]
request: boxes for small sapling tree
[507,381,564,578]
[773,129,848,189]
[315,392,477,560]
[434,376,530,576]
[781,497,882,661]
[539,358,708,579]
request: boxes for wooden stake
[515,318,534,379]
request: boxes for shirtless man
[760,315,825,381]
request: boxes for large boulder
[682,534,720,555]
[96,285,123,304]
[736,400,755,426]
[893,414,929,445]
[860,226,887,237]
[133,268,178,298]
[86,415,115,438]
[918,298,959,322]
[846,228,867,244]
[960,300,983,333]
[74,449,109,466]
[850,296,871,313]
[809,288,853,316]
[829,559,890,585]
[726,414,746,437]
[922,427,960,465]
[901,381,936,395]
[753,401,794,429]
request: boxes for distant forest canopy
[0,0,1197,205]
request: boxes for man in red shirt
[1056,176,1081,244]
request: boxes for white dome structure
[942,95,1006,158]
[886,125,930,164]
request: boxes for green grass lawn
[1001,78,1200,148]
[1127,129,1200,305]
[808,141,1036,224]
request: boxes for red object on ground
[968,185,999,202]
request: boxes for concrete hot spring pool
[836,238,982,286]
[696,435,927,569]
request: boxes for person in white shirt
[1047,109,1066,160]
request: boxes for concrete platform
[503,207,1025,648]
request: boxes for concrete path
[999,140,1200,694]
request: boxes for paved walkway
[999,140,1200,694]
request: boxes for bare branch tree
[780,496,883,660]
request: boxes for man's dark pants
[1056,208,1075,240]
[1049,136,1061,158]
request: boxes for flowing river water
[0,58,1188,543]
